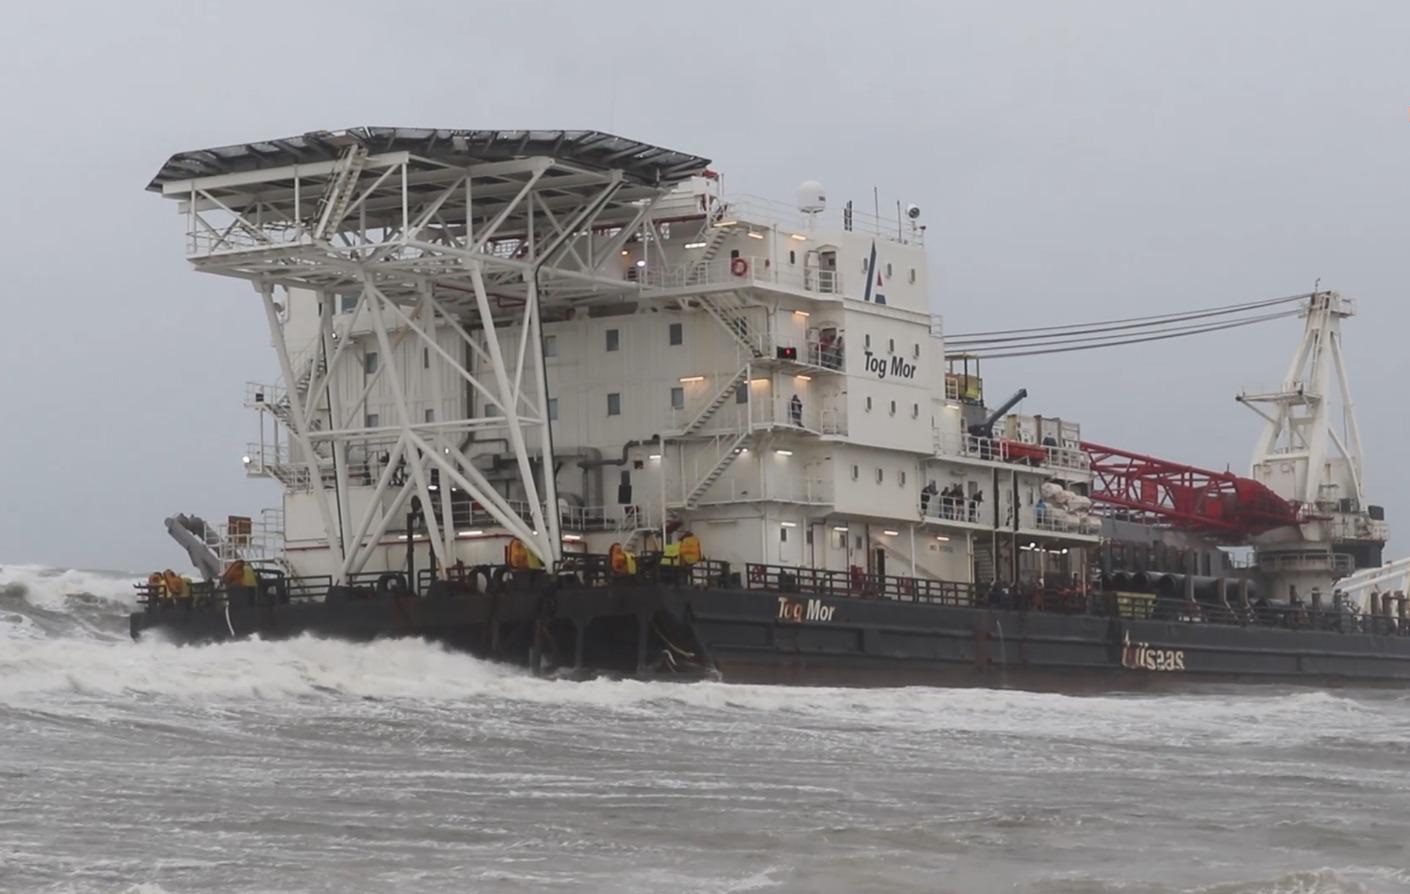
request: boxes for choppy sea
[2,564,1408,893]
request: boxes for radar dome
[797,180,826,214]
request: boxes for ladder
[313,145,370,241]
[679,365,751,436]
[697,293,764,359]
[684,430,752,508]
[685,225,732,285]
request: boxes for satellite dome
[797,180,826,214]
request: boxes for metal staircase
[973,545,997,586]
[696,293,764,359]
[313,145,370,241]
[685,225,732,285]
[679,364,750,436]
[684,430,752,508]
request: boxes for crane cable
[955,309,1302,359]
[946,291,1315,345]
[948,308,1301,355]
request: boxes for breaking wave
[0,566,1405,758]
[0,563,140,642]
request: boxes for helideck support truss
[150,128,710,580]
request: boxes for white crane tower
[1237,291,1387,593]
[148,127,710,583]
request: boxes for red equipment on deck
[1081,441,1300,539]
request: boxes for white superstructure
[150,128,1098,589]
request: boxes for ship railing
[919,495,982,523]
[712,194,925,246]
[744,563,980,608]
[640,254,845,297]
[933,430,1090,473]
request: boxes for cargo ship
[132,127,1410,688]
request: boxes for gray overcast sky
[1,1,1406,571]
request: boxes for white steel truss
[156,132,703,580]
[1237,291,1366,510]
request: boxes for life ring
[730,257,748,277]
[377,572,408,594]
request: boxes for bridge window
[606,329,620,352]
[669,322,683,346]
[607,392,621,416]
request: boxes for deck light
[833,525,849,532]
[883,529,900,536]
[790,233,808,241]
[935,535,950,542]
[714,220,738,227]
[648,453,661,460]
[775,449,793,456]
[635,259,646,268]
[241,455,252,465]
[458,530,483,537]
[563,534,583,542]
[780,521,798,528]
[747,231,765,240]
[679,375,706,383]
[795,374,812,382]
[684,241,708,250]
[793,310,810,317]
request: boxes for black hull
[130,583,1410,690]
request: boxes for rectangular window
[606,329,620,352]
[548,398,558,421]
[780,525,788,543]
[876,468,884,484]
[670,386,684,410]
[865,396,873,412]
[363,352,378,375]
[788,250,796,265]
[544,335,558,358]
[668,323,683,346]
[365,413,379,428]
[424,409,435,423]
[912,403,919,419]
[889,400,897,416]
[735,383,748,404]
[423,348,430,369]
[607,392,621,416]
[338,294,358,314]
[899,470,907,487]
[851,464,859,481]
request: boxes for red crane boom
[1080,441,1300,539]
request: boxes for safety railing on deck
[746,563,981,607]
[933,430,1090,474]
[640,255,844,297]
